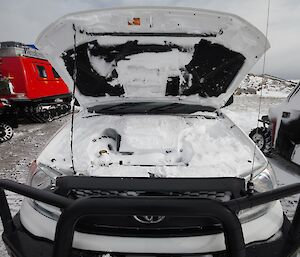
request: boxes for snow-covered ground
[237,74,297,98]
[0,95,300,256]
[0,116,70,256]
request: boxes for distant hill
[236,74,298,98]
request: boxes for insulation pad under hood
[36,7,269,109]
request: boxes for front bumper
[2,177,300,257]
[19,199,283,254]
[1,212,295,257]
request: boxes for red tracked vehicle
[0,41,71,123]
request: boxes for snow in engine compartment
[38,112,266,178]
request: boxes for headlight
[239,164,277,223]
[252,164,277,192]
[28,162,57,189]
[27,161,62,220]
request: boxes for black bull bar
[1,177,300,257]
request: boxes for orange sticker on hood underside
[128,17,141,26]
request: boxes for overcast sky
[1,0,299,79]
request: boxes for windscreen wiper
[148,103,180,113]
[148,103,216,114]
[89,102,149,114]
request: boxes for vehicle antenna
[247,0,271,195]
[70,23,77,174]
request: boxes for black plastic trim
[1,178,300,257]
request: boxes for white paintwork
[20,199,283,254]
[36,7,268,109]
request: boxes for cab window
[52,67,60,78]
[36,65,47,78]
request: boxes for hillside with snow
[237,74,298,98]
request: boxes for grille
[70,189,232,202]
[69,189,231,237]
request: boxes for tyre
[0,122,14,143]
[41,110,53,122]
[249,127,272,155]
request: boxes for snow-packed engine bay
[38,109,266,178]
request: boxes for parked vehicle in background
[0,41,71,123]
[0,98,17,143]
[250,82,300,165]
